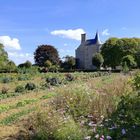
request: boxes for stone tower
[75,32,102,70]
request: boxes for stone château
[75,32,102,70]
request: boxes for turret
[94,31,101,44]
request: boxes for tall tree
[92,53,104,69]
[101,38,121,68]
[0,43,8,63]
[0,43,9,70]
[34,45,60,67]
[101,38,140,68]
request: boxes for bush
[65,73,74,81]
[17,75,30,81]
[15,85,25,93]
[1,77,13,83]
[132,72,140,90]
[1,87,9,94]
[97,93,140,139]
[46,77,60,86]
[25,83,36,90]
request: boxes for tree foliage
[101,38,140,68]
[18,60,32,68]
[61,55,76,70]
[92,53,104,69]
[34,45,60,67]
[135,49,140,68]
[0,43,17,72]
[0,43,8,65]
[121,55,137,68]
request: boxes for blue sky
[0,0,140,64]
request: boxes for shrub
[1,87,9,94]
[25,83,36,90]
[17,75,30,81]
[2,77,12,83]
[15,85,25,93]
[97,93,140,139]
[65,73,74,81]
[132,72,140,90]
[46,77,60,86]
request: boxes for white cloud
[8,52,34,65]
[101,29,110,36]
[51,28,85,40]
[0,36,21,50]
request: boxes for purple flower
[121,128,126,135]
[106,135,112,140]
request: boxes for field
[0,71,139,140]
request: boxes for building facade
[75,32,102,70]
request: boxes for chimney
[81,33,86,43]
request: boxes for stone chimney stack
[81,33,86,44]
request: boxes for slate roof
[84,32,102,46]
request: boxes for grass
[0,107,35,125]
[0,71,138,139]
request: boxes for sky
[0,0,140,65]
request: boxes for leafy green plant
[95,93,140,140]
[132,72,140,90]
[46,77,60,86]
[17,75,30,81]
[1,77,13,83]
[15,85,25,93]
[65,73,74,81]
[25,82,36,90]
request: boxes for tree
[92,53,104,69]
[101,38,140,68]
[6,61,16,72]
[121,55,137,69]
[0,43,10,71]
[18,60,32,68]
[135,50,140,68]
[101,38,121,68]
[44,60,52,68]
[34,45,60,67]
[61,55,76,70]
[0,43,8,64]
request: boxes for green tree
[6,61,16,72]
[62,55,76,70]
[135,50,140,68]
[0,43,9,71]
[18,60,32,68]
[119,38,139,56]
[92,53,104,69]
[101,38,121,68]
[34,45,60,67]
[121,55,137,69]
[101,38,140,68]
